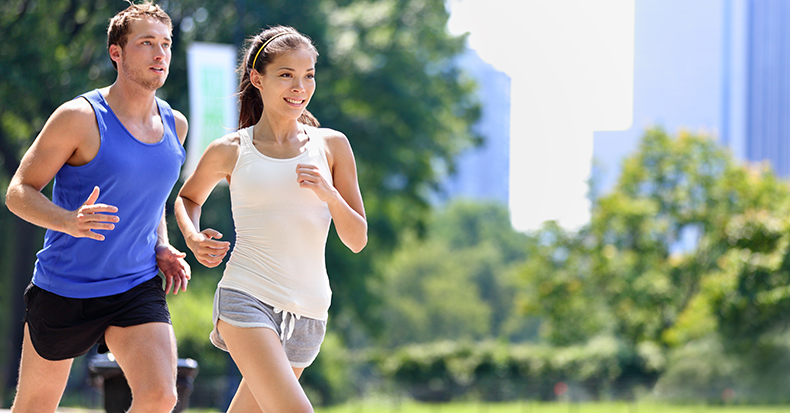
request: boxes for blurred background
[4,0,790,410]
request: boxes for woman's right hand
[186,228,231,268]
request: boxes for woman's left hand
[296,163,337,203]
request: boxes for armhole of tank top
[304,126,333,185]
[302,124,321,159]
[65,92,105,170]
[231,126,252,175]
[155,99,179,146]
[80,92,103,134]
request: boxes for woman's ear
[250,69,264,90]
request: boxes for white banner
[185,42,238,179]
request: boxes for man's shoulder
[51,94,96,127]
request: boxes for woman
[174,26,367,412]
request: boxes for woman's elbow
[346,228,368,253]
[350,237,367,253]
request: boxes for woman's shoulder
[305,125,349,147]
[208,131,243,149]
[201,131,242,165]
[304,125,354,168]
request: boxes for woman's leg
[219,319,313,413]
[226,378,263,413]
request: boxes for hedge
[370,337,665,402]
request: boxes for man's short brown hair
[107,1,172,69]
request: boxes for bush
[654,334,790,404]
[373,337,663,402]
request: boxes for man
[5,2,190,412]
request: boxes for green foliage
[2,0,480,405]
[301,331,357,405]
[706,209,790,342]
[0,0,479,359]
[518,128,790,351]
[165,0,480,339]
[654,334,790,404]
[373,337,662,402]
[375,201,534,347]
[315,0,480,336]
[517,222,612,346]
[0,0,116,177]
[316,401,790,413]
[378,231,493,345]
[512,127,790,403]
[167,270,226,377]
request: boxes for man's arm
[153,107,191,294]
[5,98,119,240]
[155,209,191,295]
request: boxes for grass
[310,401,790,413]
[35,402,790,413]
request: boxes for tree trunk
[4,217,40,397]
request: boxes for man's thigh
[104,322,178,391]
[12,323,73,413]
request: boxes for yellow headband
[251,32,289,70]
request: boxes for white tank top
[219,125,333,320]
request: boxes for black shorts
[24,275,171,361]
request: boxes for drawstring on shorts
[273,308,301,341]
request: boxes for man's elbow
[5,183,22,217]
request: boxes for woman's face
[256,46,316,120]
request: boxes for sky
[447,0,635,232]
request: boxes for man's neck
[102,79,159,122]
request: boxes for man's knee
[130,383,178,412]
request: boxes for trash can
[88,353,199,413]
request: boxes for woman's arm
[174,134,239,267]
[297,129,367,252]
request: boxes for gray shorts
[211,287,326,368]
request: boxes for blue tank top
[32,89,186,298]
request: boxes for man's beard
[121,52,166,91]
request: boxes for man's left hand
[156,244,191,294]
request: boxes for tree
[0,0,118,396]
[518,128,790,349]
[0,0,480,399]
[161,0,481,338]
[376,200,533,347]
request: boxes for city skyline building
[594,0,790,195]
[440,49,511,206]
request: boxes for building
[441,49,511,206]
[594,0,790,194]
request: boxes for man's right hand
[69,186,119,241]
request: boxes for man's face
[116,17,172,91]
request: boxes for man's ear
[109,44,122,67]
